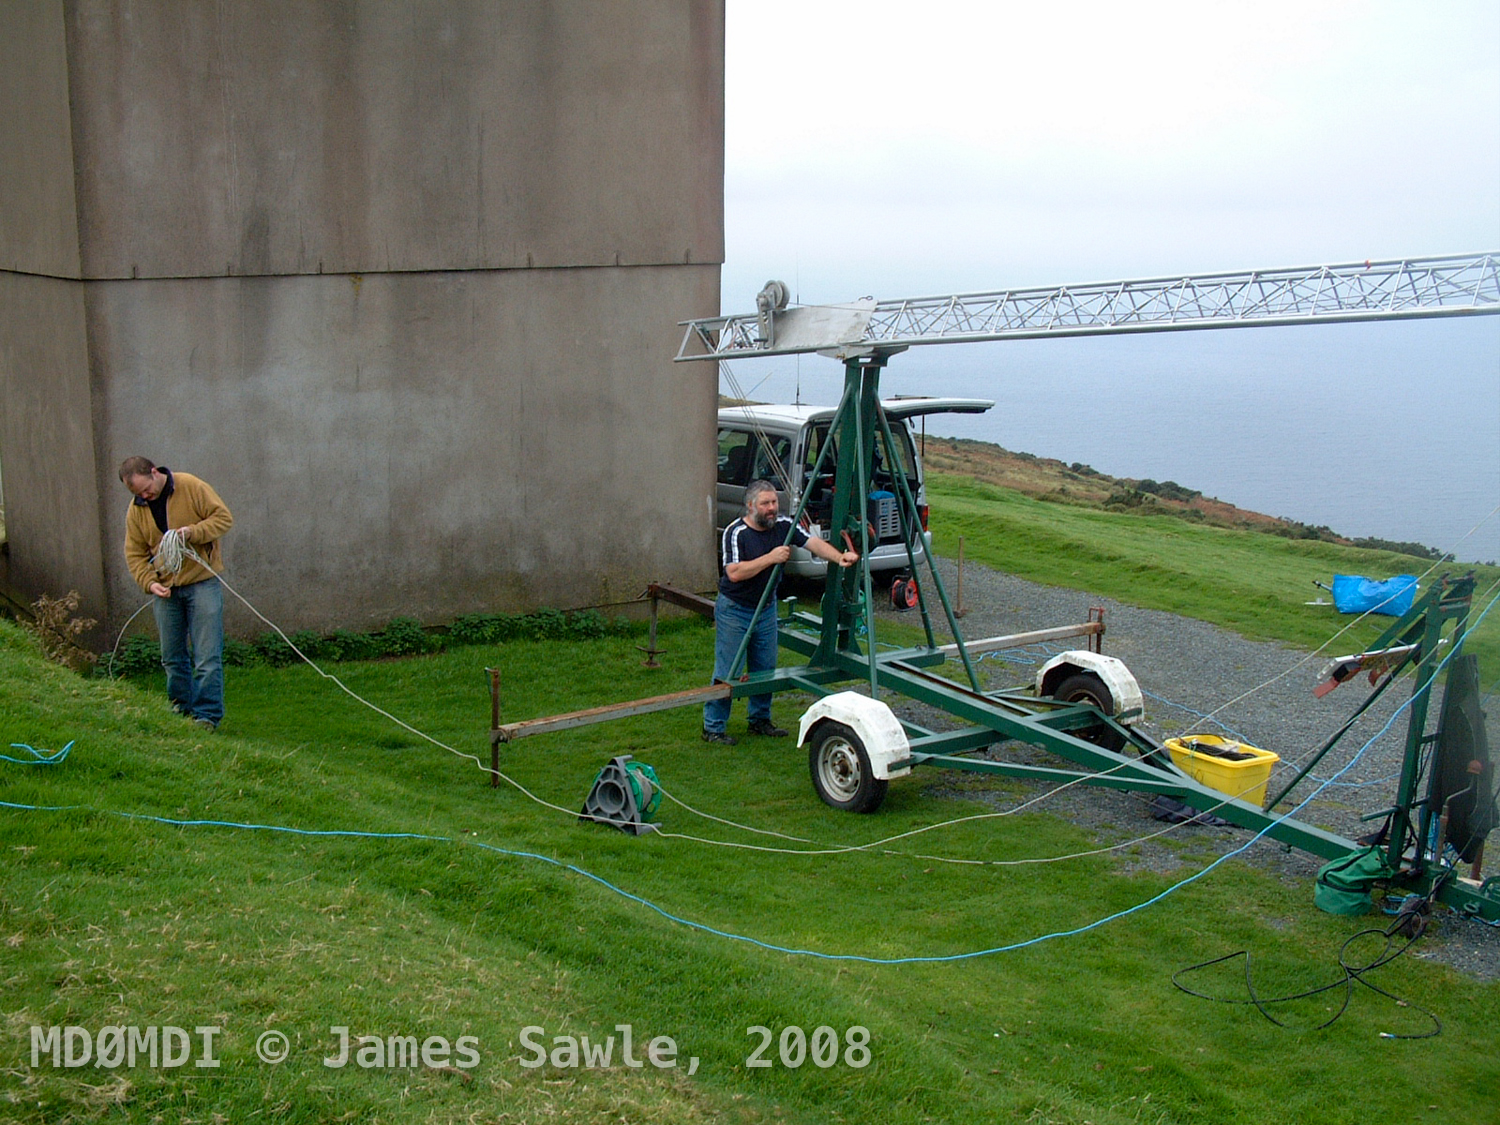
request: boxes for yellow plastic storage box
[1164,735,1280,809]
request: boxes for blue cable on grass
[0,708,1419,965]
[1308,770,1402,790]
[975,641,1064,668]
[0,701,1458,964]
[0,674,1453,966]
[5,586,1494,965]
[3,741,74,766]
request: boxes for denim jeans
[152,577,225,725]
[703,593,778,733]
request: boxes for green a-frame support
[716,350,1497,923]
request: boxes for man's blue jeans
[152,577,225,726]
[704,593,778,733]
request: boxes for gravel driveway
[863,556,1499,981]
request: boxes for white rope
[1181,501,1500,736]
[152,528,189,576]
[111,530,1496,871]
[718,359,795,493]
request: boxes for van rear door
[879,397,994,420]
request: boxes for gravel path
[864,557,1499,981]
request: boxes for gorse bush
[1348,536,1451,561]
[1133,478,1201,503]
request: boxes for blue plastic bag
[1330,574,1418,616]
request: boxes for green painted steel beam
[873,663,1169,777]
[724,664,848,699]
[907,752,1205,797]
[906,750,1355,859]
[714,358,1491,906]
[741,634,1368,862]
[1427,876,1500,923]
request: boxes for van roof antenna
[794,274,801,404]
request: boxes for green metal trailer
[702,349,1497,922]
[497,254,1500,922]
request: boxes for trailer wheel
[808,721,888,813]
[1049,672,1126,752]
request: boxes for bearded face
[748,490,779,530]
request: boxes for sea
[718,314,1500,564]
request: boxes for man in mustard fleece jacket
[119,456,235,730]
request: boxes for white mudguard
[1035,651,1144,724]
[797,692,912,779]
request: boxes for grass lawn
[927,474,1500,676]
[3,575,1496,1123]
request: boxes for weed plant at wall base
[22,591,97,674]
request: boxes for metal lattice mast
[677,252,1499,361]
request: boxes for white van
[716,397,994,581]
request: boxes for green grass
[928,473,1500,675]
[2,602,1495,1123]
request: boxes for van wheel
[808,722,888,813]
[1049,672,1126,752]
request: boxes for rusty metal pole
[955,535,966,618]
[1088,607,1106,654]
[488,667,501,787]
[643,590,661,667]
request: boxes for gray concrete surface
[0,0,725,637]
[0,2,80,277]
[65,2,724,279]
[0,272,108,619]
[95,263,721,631]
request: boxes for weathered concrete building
[0,0,723,636]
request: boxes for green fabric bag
[1314,846,1396,915]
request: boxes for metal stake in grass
[956,535,967,619]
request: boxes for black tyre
[807,721,888,813]
[1049,672,1126,752]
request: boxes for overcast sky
[722,0,1500,306]
[716,2,1500,559]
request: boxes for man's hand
[148,582,171,598]
[723,543,793,583]
[806,535,859,569]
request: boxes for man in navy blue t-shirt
[704,480,858,744]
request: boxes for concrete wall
[94,263,721,629]
[0,2,81,277]
[0,3,107,618]
[0,0,724,635]
[0,273,107,617]
[65,1,724,278]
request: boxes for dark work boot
[746,718,789,738]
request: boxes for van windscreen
[805,422,917,485]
